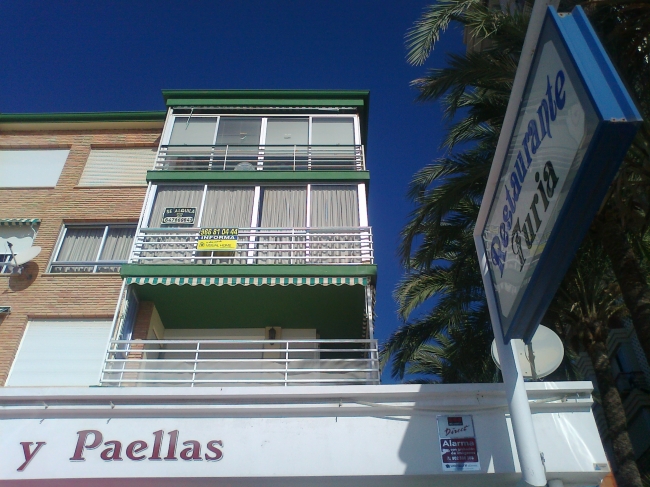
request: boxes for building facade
[0,90,608,486]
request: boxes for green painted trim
[146,170,370,184]
[0,111,166,123]
[165,98,364,108]
[121,264,377,280]
[162,89,369,104]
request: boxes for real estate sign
[479,6,642,342]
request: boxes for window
[78,148,157,186]
[146,184,361,230]
[50,224,136,273]
[162,115,359,170]
[167,115,355,146]
[0,150,69,187]
[0,222,39,273]
[6,319,113,386]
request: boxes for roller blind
[7,320,113,386]
[0,150,69,188]
[79,148,156,186]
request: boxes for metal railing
[155,144,365,171]
[49,259,127,273]
[130,227,374,265]
[100,338,380,387]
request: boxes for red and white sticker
[437,415,480,472]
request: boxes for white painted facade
[0,382,608,486]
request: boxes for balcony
[154,144,365,171]
[130,227,374,265]
[100,338,380,387]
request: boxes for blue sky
[1,1,465,379]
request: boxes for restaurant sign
[479,6,642,341]
[161,207,196,226]
[197,228,239,251]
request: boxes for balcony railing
[130,227,374,265]
[100,339,380,387]
[154,144,365,171]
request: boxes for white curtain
[310,185,359,227]
[202,187,255,227]
[199,187,255,264]
[149,185,204,227]
[258,187,307,264]
[145,186,204,263]
[260,187,306,227]
[310,186,360,263]
[53,227,104,272]
[98,227,136,272]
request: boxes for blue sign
[480,6,642,342]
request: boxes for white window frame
[162,113,361,146]
[143,183,367,231]
[48,223,137,274]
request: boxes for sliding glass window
[50,225,136,273]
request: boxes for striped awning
[125,276,367,287]
[0,218,40,227]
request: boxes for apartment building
[0,111,165,387]
[0,90,608,486]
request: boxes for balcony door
[215,117,263,170]
[311,118,356,169]
[167,117,217,169]
[264,118,309,169]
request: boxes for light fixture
[268,327,276,340]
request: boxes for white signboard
[437,415,480,472]
[477,7,642,341]
[483,39,592,336]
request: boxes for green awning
[0,218,40,226]
[125,276,367,287]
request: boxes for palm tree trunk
[596,211,650,362]
[586,324,642,487]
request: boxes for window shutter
[0,150,69,188]
[6,320,112,386]
[79,148,156,186]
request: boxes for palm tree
[386,0,650,378]
[547,239,642,487]
[382,2,520,380]
[572,0,650,364]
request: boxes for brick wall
[0,127,161,385]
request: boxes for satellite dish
[13,246,41,266]
[491,325,564,380]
